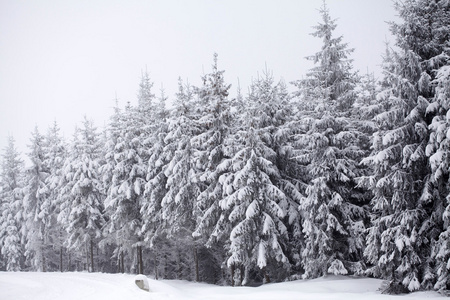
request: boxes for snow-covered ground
[0,272,443,300]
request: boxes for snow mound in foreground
[0,272,443,300]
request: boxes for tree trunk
[120,250,124,273]
[154,251,158,280]
[86,242,90,272]
[230,264,235,287]
[135,248,138,274]
[240,265,244,286]
[42,256,46,272]
[164,252,168,278]
[60,247,63,272]
[263,268,270,284]
[194,246,199,282]
[90,240,94,273]
[138,245,144,274]
[177,246,182,279]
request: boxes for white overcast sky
[0,0,397,157]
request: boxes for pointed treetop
[213,52,218,72]
[199,53,231,101]
[156,83,169,121]
[310,1,336,41]
[137,69,155,114]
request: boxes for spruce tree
[159,81,201,280]
[60,118,105,272]
[23,126,50,271]
[292,2,367,278]
[104,103,148,274]
[408,0,450,291]
[0,136,25,271]
[206,71,292,285]
[360,0,449,292]
[428,62,450,292]
[101,100,125,272]
[190,54,233,282]
[42,122,67,272]
[141,84,173,278]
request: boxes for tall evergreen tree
[250,73,302,275]
[60,118,105,272]
[217,76,291,285]
[42,122,67,271]
[23,126,50,271]
[141,84,172,278]
[0,136,25,271]
[159,80,202,281]
[200,70,293,285]
[360,0,449,292]
[104,103,147,274]
[190,54,233,282]
[292,2,367,278]
[405,0,450,291]
[101,100,127,273]
[428,62,450,291]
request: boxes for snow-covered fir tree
[157,78,202,281]
[292,2,367,278]
[402,0,450,291]
[22,126,50,271]
[100,100,125,272]
[42,122,68,271]
[137,69,156,120]
[249,72,303,274]
[360,0,450,292]
[428,62,450,291]
[292,2,355,111]
[104,100,150,274]
[208,71,294,285]
[59,118,105,272]
[141,84,173,279]
[190,54,235,282]
[0,136,25,271]
[56,127,85,271]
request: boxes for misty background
[0,0,396,156]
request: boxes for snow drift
[0,272,442,300]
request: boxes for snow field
[0,272,443,300]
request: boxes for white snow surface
[0,272,443,300]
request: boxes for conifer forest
[0,0,449,294]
